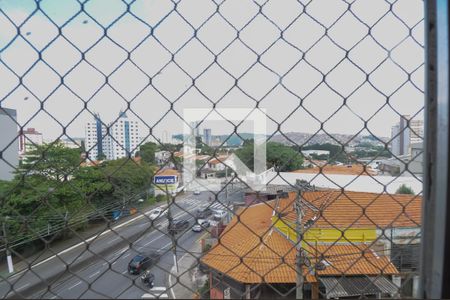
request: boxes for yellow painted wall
[272,217,377,243]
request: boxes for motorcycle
[141,270,155,288]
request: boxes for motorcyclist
[141,270,155,288]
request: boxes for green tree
[101,158,153,205]
[139,142,158,164]
[236,141,303,172]
[396,184,415,195]
[19,142,82,181]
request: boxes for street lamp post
[2,217,14,274]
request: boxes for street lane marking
[121,270,128,274]
[143,234,164,247]
[68,281,82,290]
[88,271,100,279]
[9,204,171,279]
[121,253,130,259]
[16,283,30,291]
[107,237,120,244]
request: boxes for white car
[148,208,167,221]
[192,220,210,232]
[193,190,201,195]
[213,210,227,220]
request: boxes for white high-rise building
[409,119,424,145]
[390,116,424,156]
[109,111,140,160]
[85,112,141,161]
[0,108,18,180]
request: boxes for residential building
[379,142,423,176]
[202,192,405,299]
[108,111,140,160]
[155,150,171,165]
[18,128,43,157]
[85,112,141,161]
[203,128,212,146]
[0,108,18,180]
[409,119,424,145]
[85,114,108,160]
[59,137,84,149]
[391,116,410,156]
[293,163,378,176]
[301,150,330,158]
[390,116,423,156]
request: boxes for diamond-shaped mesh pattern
[0,0,424,299]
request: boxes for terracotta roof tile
[293,164,377,176]
[278,191,421,228]
[201,200,398,284]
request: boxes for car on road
[168,219,189,235]
[196,207,213,219]
[194,190,201,195]
[192,220,210,232]
[213,210,227,220]
[128,252,161,275]
[148,207,167,221]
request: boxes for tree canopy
[395,184,415,195]
[236,141,304,172]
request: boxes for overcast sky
[0,0,424,142]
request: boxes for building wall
[85,114,141,160]
[0,108,18,181]
[19,129,43,155]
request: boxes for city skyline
[0,0,424,142]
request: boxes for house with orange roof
[202,196,401,299]
[293,164,378,176]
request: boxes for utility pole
[165,184,179,273]
[2,218,14,273]
[295,192,303,299]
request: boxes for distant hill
[172,132,389,147]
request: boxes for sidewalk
[0,201,162,278]
[168,237,208,299]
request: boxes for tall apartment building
[85,114,108,160]
[391,116,424,156]
[19,128,43,157]
[409,119,424,144]
[203,128,212,146]
[85,112,140,161]
[0,108,18,180]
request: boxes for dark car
[128,252,161,275]
[168,220,189,235]
[196,207,213,219]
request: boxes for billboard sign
[154,175,177,185]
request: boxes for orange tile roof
[208,155,230,165]
[155,168,179,176]
[306,244,398,276]
[201,200,398,284]
[293,164,377,176]
[276,191,422,228]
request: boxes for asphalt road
[0,187,244,299]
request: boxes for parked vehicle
[128,252,161,275]
[213,210,227,220]
[194,190,201,195]
[148,207,167,221]
[168,220,189,235]
[140,270,155,288]
[196,207,213,219]
[192,220,210,232]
